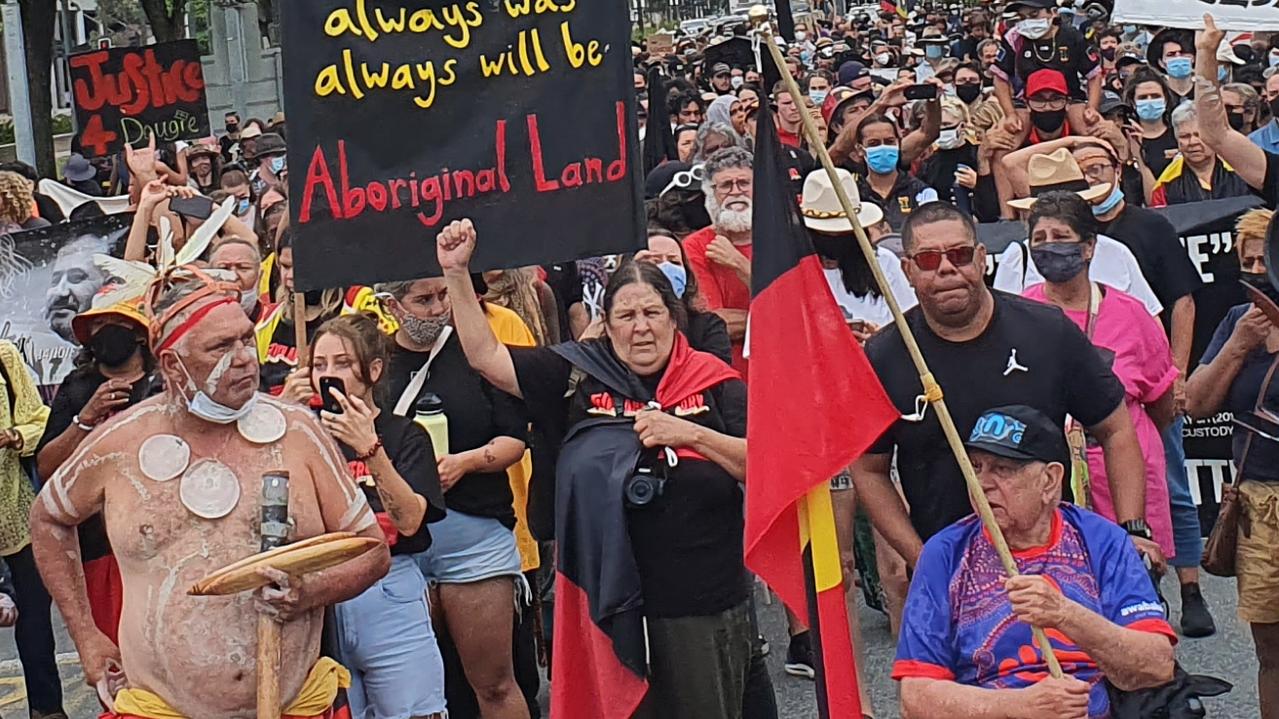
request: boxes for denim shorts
[413,510,522,585]
[333,555,447,718]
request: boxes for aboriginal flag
[744,104,899,716]
[880,0,913,19]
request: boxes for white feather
[177,196,235,266]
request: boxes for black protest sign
[68,40,210,158]
[281,0,645,292]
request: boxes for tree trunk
[18,0,56,178]
[140,0,188,42]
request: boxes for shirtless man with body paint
[29,270,391,719]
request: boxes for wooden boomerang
[187,533,381,596]
[1242,281,1279,327]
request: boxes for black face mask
[1031,108,1066,134]
[1242,271,1279,305]
[1100,47,1116,62]
[955,84,982,104]
[90,324,140,367]
[226,123,239,134]
[1228,112,1247,132]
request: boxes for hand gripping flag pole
[747,5,1066,681]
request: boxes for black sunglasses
[909,246,977,271]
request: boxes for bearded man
[30,267,390,718]
[684,146,755,373]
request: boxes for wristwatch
[1121,519,1153,540]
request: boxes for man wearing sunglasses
[853,202,1151,577]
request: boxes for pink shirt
[1023,283,1178,558]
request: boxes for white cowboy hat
[800,168,884,233]
[1007,148,1112,210]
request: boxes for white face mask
[937,127,964,149]
[731,76,744,89]
[174,354,257,424]
[876,52,892,65]
[1018,18,1052,40]
[795,30,808,42]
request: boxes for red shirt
[777,124,802,149]
[684,226,753,376]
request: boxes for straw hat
[1007,148,1112,210]
[800,168,884,233]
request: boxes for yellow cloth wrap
[110,657,351,719]
[486,305,541,573]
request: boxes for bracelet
[354,439,383,462]
[73,415,97,432]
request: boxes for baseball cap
[1006,0,1055,10]
[1115,49,1145,69]
[1098,91,1130,117]
[965,405,1069,466]
[711,62,731,75]
[837,60,869,86]
[1025,68,1068,98]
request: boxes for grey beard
[401,314,449,346]
[705,193,753,234]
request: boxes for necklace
[1031,37,1057,64]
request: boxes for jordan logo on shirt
[1004,348,1029,376]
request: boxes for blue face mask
[925,44,945,59]
[864,145,900,175]
[174,355,258,424]
[810,90,829,106]
[1123,24,1137,35]
[237,197,251,215]
[1134,98,1166,121]
[658,261,687,298]
[1092,185,1124,216]
[270,155,286,175]
[1165,56,1193,79]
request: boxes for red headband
[154,296,237,353]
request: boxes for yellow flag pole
[748,6,1064,678]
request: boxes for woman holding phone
[309,314,449,719]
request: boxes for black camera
[624,464,667,508]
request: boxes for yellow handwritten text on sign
[314,49,459,108]
[502,0,576,17]
[324,0,484,49]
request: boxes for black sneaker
[1180,583,1217,638]
[784,631,816,680]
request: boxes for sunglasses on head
[660,164,706,196]
[909,245,976,271]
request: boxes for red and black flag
[744,101,900,717]
[880,0,914,19]
[550,336,740,719]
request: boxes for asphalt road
[0,574,1257,717]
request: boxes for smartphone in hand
[318,376,346,415]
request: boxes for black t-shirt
[261,314,327,395]
[1140,129,1179,178]
[511,342,749,618]
[687,310,733,365]
[995,24,1099,101]
[858,171,936,231]
[864,291,1126,540]
[1099,205,1204,329]
[919,144,980,205]
[337,412,445,555]
[1200,304,1279,483]
[385,335,528,526]
[37,367,157,562]
[1262,150,1279,204]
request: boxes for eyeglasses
[909,245,976,271]
[1081,162,1115,181]
[660,164,706,196]
[714,177,753,194]
[1027,95,1068,111]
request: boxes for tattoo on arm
[375,485,406,525]
[483,446,496,465]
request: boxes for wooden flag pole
[292,292,309,363]
[748,6,1065,679]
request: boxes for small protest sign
[0,214,133,388]
[68,40,211,158]
[647,32,674,56]
[280,0,645,292]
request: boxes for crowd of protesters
[0,2,1274,718]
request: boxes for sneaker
[784,631,816,680]
[1180,583,1217,638]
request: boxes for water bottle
[413,393,449,458]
